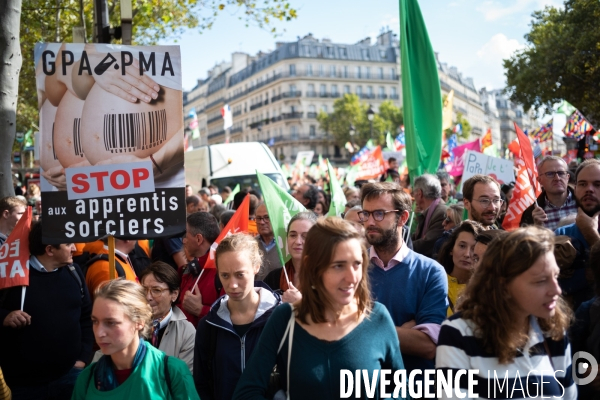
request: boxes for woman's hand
[282,282,302,304]
[85,51,159,104]
[42,165,67,190]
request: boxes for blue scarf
[94,337,148,391]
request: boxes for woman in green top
[71,280,198,399]
[437,220,482,316]
[233,217,407,400]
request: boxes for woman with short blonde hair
[72,280,198,399]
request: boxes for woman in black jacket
[193,233,280,400]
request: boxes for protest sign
[356,146,385,181]
[295,151,314,166]
[448,139,480,177]
[35,43,185,243]
[0,208,32,289]
[462,151,514,186]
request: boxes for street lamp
[367,105,375,138]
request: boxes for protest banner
[356,146,385,181]
[35,43,185,243]
[462,151,514,185]
[448,139,480,177]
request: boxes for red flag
[356,146,385,180]
[502,158,537,231]
[0,207,33,289]
[515,122,541,197]
[203,194,250,269]
[481,128,492,151]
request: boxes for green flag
[326,160,346,217]
[556,100,577,117]
[400,0,443,179]
[385,132,395,151]
[256,172,306,266]
[365,139,375,150]
[345,165,360,188]
[223,184,240,205]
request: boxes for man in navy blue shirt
[360,182,448,376]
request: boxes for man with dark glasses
[520,156,577,230]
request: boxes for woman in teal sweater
[233,217,407,400]
[71,280,198,399]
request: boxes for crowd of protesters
[0,154,598,399]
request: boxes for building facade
[184,32,402,164]
[183,32,538,163]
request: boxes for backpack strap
[66,264,85,299]
[164,354,173,397]
[85,254,127,280]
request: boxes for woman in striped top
[436,227,576,399]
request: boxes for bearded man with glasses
[462,174,503,229]
[360,182,447,388]
[520,156,577,230]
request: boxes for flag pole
[191,269,205,295]
[108,235,116,280]
[20,286,26,311]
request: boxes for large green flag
[256,172,306,266]
[326,160,346,217]
[223,184,240,205]
[400,0,443,179]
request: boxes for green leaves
[316,94,403,150]
[16,0,298,134]
[504,0,600,125]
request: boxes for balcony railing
[306,91,317,98]
[282,91,302,99]
[208,130,225,139]
[207,115,222,125]
[307,112,318,118]
[282,112,304,120]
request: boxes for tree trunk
[0,0,22,198]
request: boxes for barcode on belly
[73,118,84,157]
[52,123,58,160]
[103,109,167,153]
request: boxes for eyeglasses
[443,214,452,223]
[474,198,503,208]
[256,216,270,223]
[142,286,170,297]
[542,171,568,179]
[357,209,399,222]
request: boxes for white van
[184,142,288,193]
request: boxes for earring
[311,285,316,290]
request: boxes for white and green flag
[257,172,306,266]
[326,160,346,217]
[223,184,240,205]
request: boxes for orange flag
[481,128,492,151]
[0,207,33,289]
[204,194,250,269]
[502,158,537,231]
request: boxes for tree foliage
[504,0,600,124]
[443,112,471,140]
[17,0,298,133]
[317,94,403,149]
